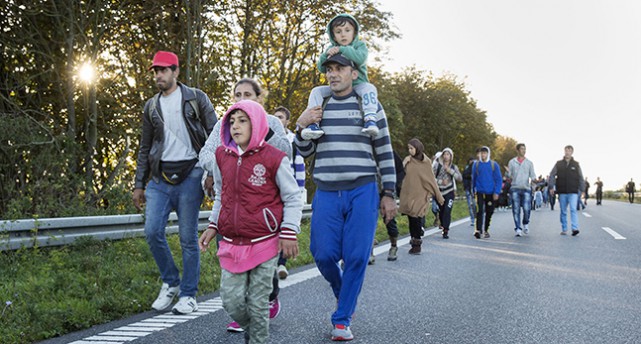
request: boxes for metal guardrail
[0,205,313,251]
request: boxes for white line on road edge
[71,218,471,343]
[602,227,626,240]
[582,212,592,217]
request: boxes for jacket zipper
[233,154,242,242]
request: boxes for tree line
[0,0,508,219]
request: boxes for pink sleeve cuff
[279,228,297,241]
[208,222,218,231]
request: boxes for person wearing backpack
[433,147,462,239]
[471,146,503,239]
[133,51,217,314]
[294,53,397,341]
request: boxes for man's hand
[199,227,218,252]
[204,176,214,198]
[132,188,145,212]
[493,194,499,201]
[296,106,323,128]
[380,195,397,224]
[279,240,299,259]
[549,189,555,196]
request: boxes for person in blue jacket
[472,146,503,238]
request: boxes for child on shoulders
[301,13,379,140]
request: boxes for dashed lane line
[602,227,626,240]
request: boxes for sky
[375,0,641,191]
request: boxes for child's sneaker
[269,297,281,319]
[523,224,529,235]
[331,324,354,341]
[361,114,379,137]
[301,123,324,140]
[277,264,288,280]
[226,321,244,332]
[151,283,179,311]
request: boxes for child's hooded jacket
[317,13,369,85]
[210,100,302,273]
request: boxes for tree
[492,135,519,173]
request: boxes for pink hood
[220,100,269,154]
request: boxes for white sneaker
[523,224,529,235]
[277,264,288,280]
[172,296,198,314]
[151,283,179,311]
[301,127,324,140]
[515,229,523,237]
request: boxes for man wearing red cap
[133,50,217,314]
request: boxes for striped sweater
[286,130,306,189]
[294,91,395,192]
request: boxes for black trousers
[476,193,496,232]
[596,190,603,204]
[407,215,425,238]
[438,192,455,230]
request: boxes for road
[42,200,641,344]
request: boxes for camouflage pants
[220,255,278,344]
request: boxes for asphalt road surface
[42,200,641,344]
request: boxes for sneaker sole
[172,305,198,315]
[332,336,354,341]
[227,327,245,333]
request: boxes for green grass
[0,201,469,343]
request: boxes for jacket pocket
[263,208,279,233]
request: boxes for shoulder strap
[188,87,200,120]
[148,93,161,124]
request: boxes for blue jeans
[510,188,532,230]
[310,182,379,327]
[558,193,579,232]
[144,167,204,297]
[465,189,476,223]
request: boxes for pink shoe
[226,321,244,332]
[269,297,281,319]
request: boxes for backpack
[474,159,496,176]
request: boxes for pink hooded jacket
[212,100,300,273]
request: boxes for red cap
[149,51,179,70]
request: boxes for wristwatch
[382,190,395,199]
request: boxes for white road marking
[582,212,592,217]
[602,227,626,240]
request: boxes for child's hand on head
[327,47,340,56]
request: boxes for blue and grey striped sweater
[294,92,396,192]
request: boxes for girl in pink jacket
[199,100,302,344]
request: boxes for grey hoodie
[508,156,536,190]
